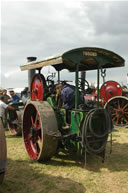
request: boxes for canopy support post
[75,64,79,109]
[97,66,100,108]
[58,71,60,83]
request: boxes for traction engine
[20,47,125,164]
[84,80,128,127]
[22,73,112,163]
[101,81,128,127]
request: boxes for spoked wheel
[22,101,58,161]
[0,121,7,184]
[105,96,128,127]
[78,78,90,91]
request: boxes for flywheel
[22,101,59,161]
[31,74,46,101]
[104,96,128,127]
[100,80,122,102]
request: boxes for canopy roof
[20,47,125,72]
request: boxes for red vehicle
[84,80,128,127]
[101,80,128,127]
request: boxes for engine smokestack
[27,57,37,91]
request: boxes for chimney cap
[27,57,37,62]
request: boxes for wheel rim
[105,96,128,127]
[23,101,58,161]
[31,74,46,101]
[23,103,42,160]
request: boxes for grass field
[0,127,128,193]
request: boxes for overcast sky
[1,0,128,89]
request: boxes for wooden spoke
[123,117,128,124]
[31,116,34,125]
[117,100,120,109]
[112,113,116,116]
[123,103,128,111]
[112,116,117,122]
[35,112,39,125]
[115,117,119,125]
[120,99,125,108]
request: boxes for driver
[56,83,82,110]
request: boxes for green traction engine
[20,47,125,164]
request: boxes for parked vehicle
[19,47,125,164]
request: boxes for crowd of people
[0,89,20,104]
[0,89,20,129]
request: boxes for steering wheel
[47,74,55,88]
[78,78,89,91]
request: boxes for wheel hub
[117,109,123,116]
[30,125,37,143]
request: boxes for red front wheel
[22,101,58,161]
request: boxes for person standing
[2,89,10,104]
[8,90,20,103]
[0,96,16,184]
[0,96,16,129]
[2,89,11,128]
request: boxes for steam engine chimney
[27,57,37,91]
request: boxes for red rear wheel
[105,96,128,127]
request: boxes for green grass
[0,128,128,193]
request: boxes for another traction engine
[100,80,128,127]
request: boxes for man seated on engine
[56,83,82,110]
